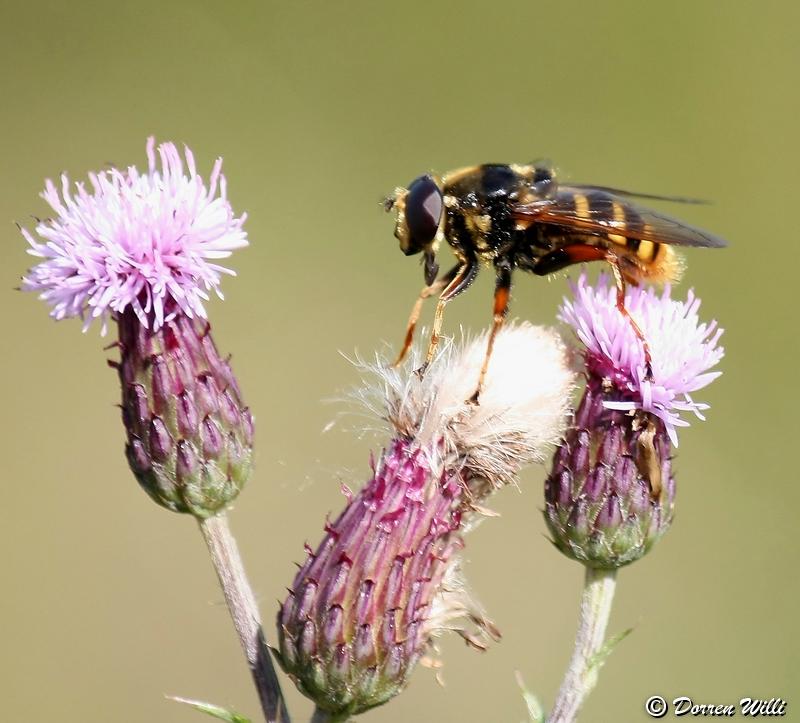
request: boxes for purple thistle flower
[21,139,253,516]
[545,275,724,568]
[559,273,724,445]
[21,137,247,334]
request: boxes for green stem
[198,513,291,723]
[547,567,618,723]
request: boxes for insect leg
[418,258,479,376]
[469,262,513,404]
[532,244,654,380]
[392,264,461,367]
[531,243,607,275]
[605,253,654,380]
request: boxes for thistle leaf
[515,671,545,723]
[587,627,634,673]
[169,695,251,723]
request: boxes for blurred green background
[2,1,798,721]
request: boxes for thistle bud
[21,138,249,516]
[545,378,674,568]
[545,275,724,568]
[277,439,485,716]
[277,323,574,716]
[118,308,253,516]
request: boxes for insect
[384,161,727,403]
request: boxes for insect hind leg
[606,254,654,381]
[532,244,654,381]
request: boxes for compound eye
[405,175,443,248]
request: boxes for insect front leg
[392,263,461,367]
[469,261,513,404]
[417,257,479,377]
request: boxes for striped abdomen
[567,190,681,282]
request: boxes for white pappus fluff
[355,322,576,495]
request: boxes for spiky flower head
[21,137,247,334]
[546,274,724,568]
[21,139,252,516]
[277,324,574,716]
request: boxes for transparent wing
[567,183,710,205]
[513,186,728,248]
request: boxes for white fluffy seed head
[355,322,575,495]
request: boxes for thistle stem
[198,514,291,723]
[547,567,618,723]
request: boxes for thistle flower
[545,274,724,568]
[21,138,251,516]
[559,274,724,446]
[22,137,247,334]
[277,323,574,717]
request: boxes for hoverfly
[384,161,726,403]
